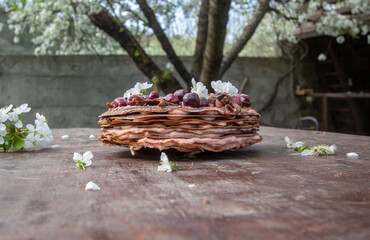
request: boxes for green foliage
[76,160,86,170]
[13,136,25,150]
[162,69,171,79]
[1,123,29,152]
[169,161,181,171]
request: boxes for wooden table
[0,127,369,239]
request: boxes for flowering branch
[0,104,53,152]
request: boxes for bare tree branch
[200,0,231,89]
[136,0,192,88]
[88,7,181,93]
[191,0,209,80]
[259,41,309,112]
[218,0,270,78]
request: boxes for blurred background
[0,0,369,135]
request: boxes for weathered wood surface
[0,127,369,240]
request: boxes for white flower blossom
[336,36,345,44]
[23,114,53,151]
[13,104,31,115]
[123,82,153,99]
[85,181,100,191]
[165,62,174,72]
[8,112,22,128]
[157,152,172,172]
[73,151,93,169]
[301,144,336,156]
[35,113,47,125]
[318,53,327,62]
[0,129,6,145]
[284,136,303,149]
[346,152,359,158]
[211,80,239,96]
[190,78,209,99]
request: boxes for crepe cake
[98,87,262,154]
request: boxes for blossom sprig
[285,136,304,150]
[211,80,238,96]
[285,136,336,156]
[73,151,93,170]
[0,104,52,152]
[191,78,209,99]
[157,152,180,172]
[123,82,153,99]
[301,144,337,156]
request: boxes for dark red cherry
[149,91,159,99]
[232,96,242,106]
[112,97,126,108]
[237,93,250,103]
[183,93,200,108]
[174,89,187,101]
[126,95,137,106]
[199,97,208,107]
[164,93,180,104]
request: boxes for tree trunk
[88,8,181,93]
[218,0,270,78]
[136,0,192,89]
[191,0,209,80]
[199,0,231,90]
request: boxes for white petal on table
[85,181,100,191]
[82,151,93,166]
[346,152,359,158]
[61,135,69,140]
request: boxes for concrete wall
[0,55,302,128]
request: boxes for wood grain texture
[0,127,369,239]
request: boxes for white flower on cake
[284,136,303,149]
[190,78,209,99]
[85,181,100,191]
[73,151,93,170]
[211,80,238,96]
[123,82,153,99]
[301,144,336,156]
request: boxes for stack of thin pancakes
[98,102,262,153]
